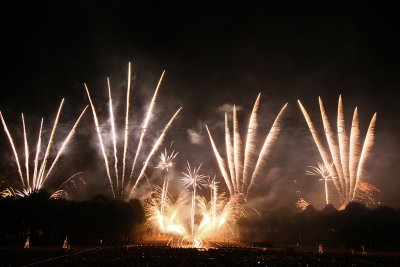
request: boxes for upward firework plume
[206,94,287,198]
[84,63,182,198]
[306,162,333,205]
[298,96,378,207]
[0,101,87,197]
[181,162,207,236]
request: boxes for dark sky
[0,3,399,209]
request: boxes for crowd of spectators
[1,245,400,266]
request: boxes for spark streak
[85,84,115,198]
[130,71,165,180]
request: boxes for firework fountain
[84,63,182,199]
[0,100,87,198]
[298,96,378,208]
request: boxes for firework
[49,172,86,199]
[306,162,333,205]
[156,146,179,172]
[157,145,178,223]
[206,94,287,197]
[197,192,245,241]
[84,63,182,198]
[145,185,188,235]
[181,162,207,236]
[0,101,87,197]
[298,96,378,207]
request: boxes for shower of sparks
[84,63,182,199]
[206,94,287,198]
[354,181,381,207]
[306,162,333,205]
[197,192,245,242]
[298,96,378,207]
[181,162,207,236]
[145,185,189,236]
[0,101,87,198]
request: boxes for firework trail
[248,103,288,195]
[108,78,119,192]
[129,71,165,180]
[130,107,182,196]
[44,107,88,181]
[206,94,287,198]
[242,93,260,191]
[298,96,378,207]
[349,107,360,201]
[225,113,236,192]
[205,125,233,195]
[337,96,350,198]
[0,112,25,187]
[233,105,243,192]
[181,162,207,236]
[22,114,30,187]
[32,118,43,188]
[85,84,115,198]
[121,62,131,191]
[353,113,377,199]
[36,99,64,189]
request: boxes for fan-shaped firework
[298,96,378,207]
[84,63,182,199]
[0,100,87,198]
[206,94,287,197]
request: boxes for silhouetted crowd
[1,246,400,267]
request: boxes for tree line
[0,191,145,246]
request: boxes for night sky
[1,3,399,209]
